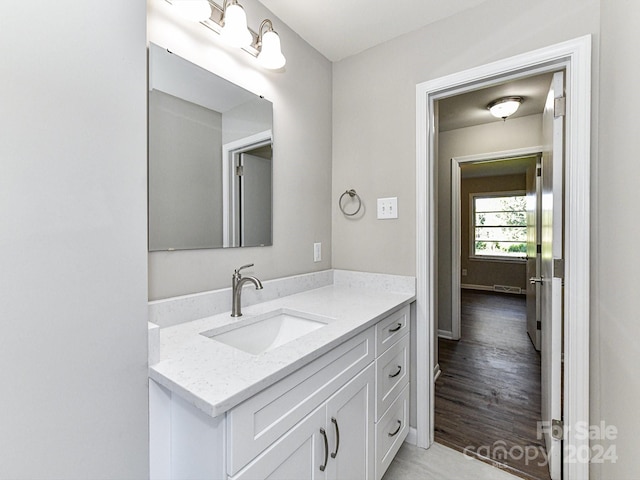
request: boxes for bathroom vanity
[149,270,415,480]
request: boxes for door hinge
[537,244,542,254]
[536,166,542,177]
[536,320,542,330]
[554,97,566,118]
[552,419,564,440]
[553,258,564,279]
[235,165,244,176]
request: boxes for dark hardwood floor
[435,290,551,480]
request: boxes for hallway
[435,290,550,480]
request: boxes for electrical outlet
[377,197,398,219]
[313,243,322,262]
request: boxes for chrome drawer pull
[388,323,402,333]
[389,365,402,378]
[320,428,328,471]
[388,420,402,437]
[330,417,340,458]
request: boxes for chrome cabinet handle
[530,276,543,284]
[388,323,402,333]
[388,420,402,437]
[320,428,328,471]
[389,365,402,378]
[330,417,340,458]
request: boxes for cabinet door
[325,364,375,480]
[231,407,327,480]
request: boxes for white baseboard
[437,329,453,339]
[405,427,418,446]
[434,363,442,382]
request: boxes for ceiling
[438,72,554,131]
[256,1,553,132]
[257,0,490,62]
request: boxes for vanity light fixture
[487,96,523,120]
[257,19,286,70]
[166,0,287,70]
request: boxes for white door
[526,158,542,351]
[540,71,564,480]
[240,152,272,247]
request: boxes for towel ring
[339,189,362,216]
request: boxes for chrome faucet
[231,264,263,317]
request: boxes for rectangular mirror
[148,43,273,251]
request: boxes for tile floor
[382,442,522,480]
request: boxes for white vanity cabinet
[149,304,412,480]
[231,363,375,480]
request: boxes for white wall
[592,0,640,477]
[0,1,148,479]
[148,0,333,300]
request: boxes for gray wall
[593,0,640,477]
[0,1,148,479]
[331,0,640,477]
[148,0,333,300]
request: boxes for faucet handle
[234,263,255,276]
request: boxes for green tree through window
[473,193,527,258]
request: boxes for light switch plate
[377,197,398,219]
[313,242,322,262]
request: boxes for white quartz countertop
[149,283,415,418]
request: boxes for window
[471,192,527,259]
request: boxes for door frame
[415,35,591,479]
[450,147,542,341]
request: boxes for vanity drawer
[227,327,375,475]
[375,333,409,420]
[375,384,409,480]
[375,305,409,355]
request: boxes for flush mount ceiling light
[171,0,212,22]
[487,96,524,120]
[166,0,286,71]
[257,20,286,70]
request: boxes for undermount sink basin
[202,308,333,355]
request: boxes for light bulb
[172,0,212,22]
[221,3,253,48]
[258,30,286,70]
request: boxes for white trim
[437,329,453,339]
[416,35,591,479]
[222,130,272,247]
[405,427,418,446]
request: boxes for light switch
[313,243,322,262]
[377,197,398,219]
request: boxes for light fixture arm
[257,19,275,48]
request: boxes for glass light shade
[488,98,522,119]
[258,30,286,69]
[221,4,253,48]
[172,0,212,22]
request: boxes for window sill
[469,255,526,264]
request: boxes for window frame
[469,189,527,263]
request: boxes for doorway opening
[439,138,549,478]
[415,36,591,480]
